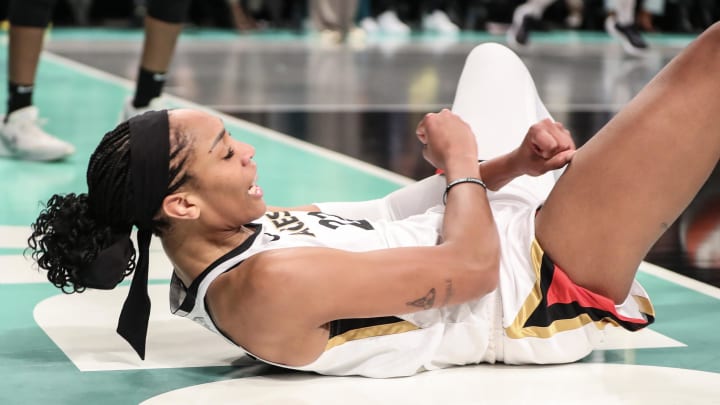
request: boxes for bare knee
[704,21,720,38]
[691,22,720,58]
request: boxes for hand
[514,119,576,176]
[415,109,478,173]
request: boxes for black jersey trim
[175,224,262,314]
[328,316,406,338]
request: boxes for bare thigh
[535,24,720,303]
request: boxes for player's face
[175,109,266,228]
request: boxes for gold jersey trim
[505,240,653,339]
[325,320,419,351]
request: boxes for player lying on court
[28,23,720,378]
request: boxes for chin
[252,202,268,219]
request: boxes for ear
[162,193,200,220]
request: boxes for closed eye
[223,147,235,160]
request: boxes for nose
[240,143,255,166]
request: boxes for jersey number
[308,212,373,231]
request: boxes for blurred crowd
[0,0,715,37]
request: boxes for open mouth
[248,177,263,197]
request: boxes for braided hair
[28,116,193,294]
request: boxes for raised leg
[536,23,720,303]
[452,42,557,199]
[318,44,560,221]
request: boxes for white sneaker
[347,26,367,47]
[318,29,342,45]
[422,10,459,35]
[377,10,411,35]
[121,96,164,122]
[0,106,75,161]
[359,17,380,34]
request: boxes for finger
[557,128,574,145]
[416,127,427,145]
[532,130,559,158]
[544,123,573,151]
[557,131,577,151]
[554,136,574,153]
[415,113,432,132]
[416,115,432,143]
[545,149,576,169]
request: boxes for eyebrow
[208,126,226,153]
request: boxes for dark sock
[6,81,34,121]
[132,67,166,108]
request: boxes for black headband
[81,109,170,360]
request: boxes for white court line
[140,363,720,405]
[639,261,720,300]
[0,225,29,249]
[1,226,170,284]
[0,250,173,284]
[40,51,414,187]
[34,285,247,371]
[0,226,164,251]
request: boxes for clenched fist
[513,119,576,176]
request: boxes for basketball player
[0,0,192,162]
[28,23,720,377]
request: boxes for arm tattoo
[407,288,436,310]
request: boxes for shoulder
[205,249,331,366]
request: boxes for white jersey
[169,183,654,378]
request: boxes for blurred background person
[507,0,649,57]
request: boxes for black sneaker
[507,15,538,47]
[605,16,648,57]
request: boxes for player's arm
[209,110,500,366]
[211,229,499,366]
[267,120,575,220]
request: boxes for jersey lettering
[265,211,316,236]
[307,212,374,231]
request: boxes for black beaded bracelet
[442,177,488,205]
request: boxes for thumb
[545,149,576,169]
